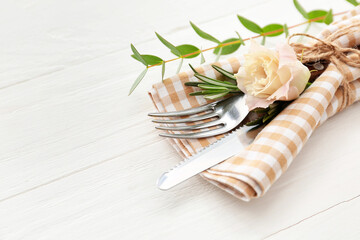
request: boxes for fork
[148,94,249,139]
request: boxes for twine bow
[288,22,360,110]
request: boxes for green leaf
[198,84,228,90]
[155,32,181,56]
[237,15,263,34]
[194,73,238,89]
[213,38,241,55]
[346,0,359,6]
[235,31,245,46]
[161,61,165,81]
[131,54,163,65]
[184,81,201,87]
[211,65,236,81]
[261,36,266,45]
[204,91,229,100]
[293,0,309,19]
[176,57,183,74]
[189,91,207,96]
[283,24,289,37]
[263,110,280,123]
[262,23,284,37]
[130,44,147,66]
[189,21,221,43]
[307,10,328,22]
[215,47,222,62]
[128,68,148,95]
[305,81,312,89]
[200,50,205,64]
[171,44,200,58]
[189,64,199,74]
[245,116,263,126]
[189,90,228,96]
[324,9,333,25]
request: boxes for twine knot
[288,22,360,110]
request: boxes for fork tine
[152,112,218,124]
[159,126,229,139]
[155,120,224,131]
[148,102,215,117]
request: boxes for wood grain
[0,0,359,239]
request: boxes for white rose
[235,40,311,110]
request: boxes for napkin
[149,6,360,201]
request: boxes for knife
[157,125,259,190]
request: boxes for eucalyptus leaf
[190,21,221,43]
[262,23,284,37]
[161,61,165,81]
[304,22,312,34]
[130,44,147,66]
[155,32,181,56]
[131,54,163,65]
[293,0,309,19]
[213,38,241,55]
[128,68,148,95]
[235,31,245,46]
[215,47,222,62]
[346,0,359,6]
[261,36,266,45]
[324,9,333,25]
[200,51,205,64]
[176,57,183,74]
[307,10,328,22]
[237,15,263,34]
[283,24,289,37]
[171,44,200,58]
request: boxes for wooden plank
[266,195,360,239]
[0,106,359,239]
[0,0,341,201]
[0,0,271,89]
[0,0,359,239]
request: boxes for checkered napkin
[149,7,360,201]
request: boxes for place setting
[130,1,360,201]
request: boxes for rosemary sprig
[185,64,318,128]
[185,64,241,100]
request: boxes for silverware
[157,125,259,190]
[148,95,249,139]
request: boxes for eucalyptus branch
[147,11,345,68]
[129,0,352,95]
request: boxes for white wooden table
[0,0,359,239]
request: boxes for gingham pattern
[149,6,360,201]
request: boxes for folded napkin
[149,6,360,201]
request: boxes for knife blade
[157,125,258,190]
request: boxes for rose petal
[246,95,275,110]
[277,42,298,69]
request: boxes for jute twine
[288,22,360,110]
